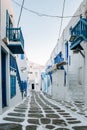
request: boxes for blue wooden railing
[70,17,87,39]
[70,16,87,50]
[6,28,24,48]
[54,52,64,64]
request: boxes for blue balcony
[54,52,67,69]
[6,28,24,54]
[54,52,64,64]
[70,16,87,50]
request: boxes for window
[21,54,25,60]
[35,72,38,77]
[78,67,83,85]
[10,75,16,98]
[69,55,71,65]
[65,42,68,60]
[29,72,33,74]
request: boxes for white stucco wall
[52,69,67,101]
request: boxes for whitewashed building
[0,0,29,114]
[44,0,87,107]
[28,61,44,92]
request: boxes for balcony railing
[6,27,24,48]
[70,17,87,40]
[70,16,87,50]
[54,52,64,64]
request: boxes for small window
[10,75,16,98]
[29,72,33,74]
[69,55,71,65]
[21,54,25,60]
[35,72,38,77]
[78,67,83,85]
[65,42,68,60]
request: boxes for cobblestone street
[0,91,87,130]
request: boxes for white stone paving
[0,90,87,130]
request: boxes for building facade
[0,0,29,114]
[28,61,44,92]
[43,0,87,107]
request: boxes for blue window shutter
[10,75,16,98]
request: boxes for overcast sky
[12,0,83,65]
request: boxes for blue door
[1,51,7,108]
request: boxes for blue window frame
[10,75,16,98]
[65,41,68,60]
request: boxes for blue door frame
[1,51,7,108]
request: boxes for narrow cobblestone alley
[0,91,87,130]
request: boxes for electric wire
[17,0,25,27]
[58,0,65,39]
[12,0,82,19]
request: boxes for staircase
[68,73,84,102]
[68,73,77,87]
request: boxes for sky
[12,0,83,65]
